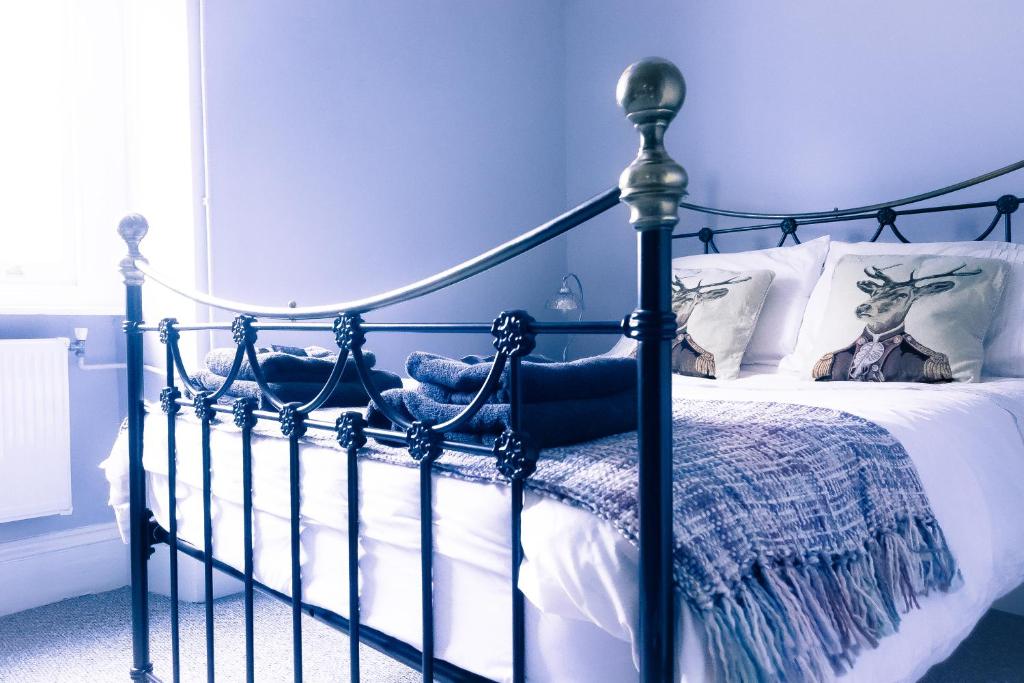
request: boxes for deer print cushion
[807,254,1008,383]
[668,236,831,366]
[669,267,775,379]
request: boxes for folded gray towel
[406,352,635,403]
[366,386,637,447]
[195,367,401,410]
[205,345,375,383]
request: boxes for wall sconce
[545,273,584,361]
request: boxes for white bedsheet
[102,373,1024,682]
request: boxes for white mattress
[102,372,1024,682]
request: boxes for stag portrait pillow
[807,254,1007,383]
[781,239,1024,378]
[667,236,830,366]
[667,267,775,379]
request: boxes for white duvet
[103,373,1024,682]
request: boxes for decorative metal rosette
[193,391,214,421]
[232,315,258,346]
[406,421,441,463]
[490,310,536,358]
[159,387,181,415]
[232,397,258,429]
[493,429,537,481]
[336,411,368,451]
[160,387,181,415]
[158,318,179,344]
[997,194,1020,215]
[876,207,897,226]
[780,217,798,235]
[333,314,365,351]
[279,403,307,438]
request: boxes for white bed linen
[102,374,1024,682]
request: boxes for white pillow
[671,236,830,366]
[781,240,1024,377]
[670,267,775,379]
[807,254,1007,383]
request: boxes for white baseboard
[0,522,129,617]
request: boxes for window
[0,1,198,314]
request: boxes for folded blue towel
[195,367,401,411]
[406,352,635,403]
[205,345,375,383]
[366,386,637,448]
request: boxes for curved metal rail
[130,186,620,320]
[125,162,1022,320]
[678,160,1024,220]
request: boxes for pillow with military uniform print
[667,267,775,379]
[808,254,1008,383]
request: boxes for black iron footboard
[146,312,620,683]
[118,59,685,683]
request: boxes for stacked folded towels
[368,352,637,447]
[195,344,402,410]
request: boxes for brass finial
[118,214,149,285]
[617,58,688,231]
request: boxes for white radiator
[0,338,72,523]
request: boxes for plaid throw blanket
[341,397,958,680]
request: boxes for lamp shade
[545,273,585,315]
[545,285,580,312]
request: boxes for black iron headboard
[674,161,1023,251]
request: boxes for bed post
[617,58,688,683]
[119,214,154,681]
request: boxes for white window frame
[0,1,203,316]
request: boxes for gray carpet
[920,609,1024,682]
[0,588,419,682]
[2,588,1023,682]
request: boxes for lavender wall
[0,316,125,543]
[200,1,574,364]
[564,0,1024,355]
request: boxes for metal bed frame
[118,57,1023,682]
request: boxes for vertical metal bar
[634,228,675,682]
[1006,212,1012,242]
[241,415,256,683]
[165,343,181,683]
[419,456,434,683]
[510,478,525,682]
[126,292,152,681]
[508,355,526,683]
[407,420,442,682]
[336,411,367,683]
[289,428,304,682]
[616,59,686,682]
[201,414,216,683]
[346,442,361,681]
[119,214,153,682]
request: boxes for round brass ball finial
[117,213,149,285]
[118,213,149,247]
[617,58,688,231]
[616,58,686,125]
